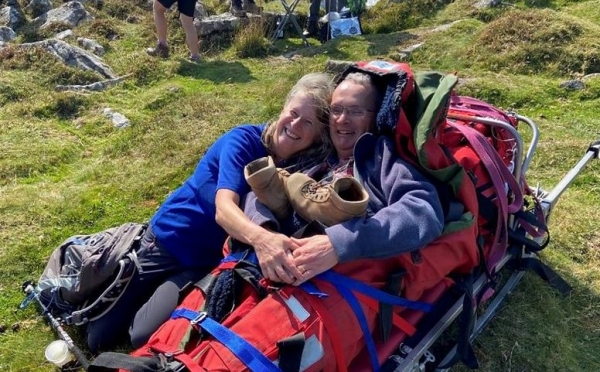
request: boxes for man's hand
[290,235,339,285]
[252,231,304,284]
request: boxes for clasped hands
[253,232,339,286]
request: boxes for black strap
[437,275,479,370]
[276,333,306,372]
[520,257,572,296]
[88,352,163,372]
[195,273,217,294]
[378,270,405,342]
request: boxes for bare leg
[180,13,199,59]
[153,0,168,45]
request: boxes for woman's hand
[252,231,304,284]
[289,235,339,285]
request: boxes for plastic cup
[44,340,74,368]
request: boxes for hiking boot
[285,173,369,226]
[244,156,291,219]
[146,42,169,58]
[230,4,246,17]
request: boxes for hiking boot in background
[146,42,169,58]
[244,156,291,219]
[286,173,369,226]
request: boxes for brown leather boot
[244,156,291,219]
[285,173,369,226]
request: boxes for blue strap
[221,250,258,264]
[171,308,198,320]
[317,270,433,312]
[171,309,281,372]
[332,283,380,372]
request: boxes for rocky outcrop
[18,38,115,78]
[32,1,92,30]
[0,25,16,41]
[0,6,26,29]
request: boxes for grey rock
[431,21,462,33]
[0,6,26,29]
[398,42,423,60]
[0,25,16,41]
[474,0,501,8]
[77,36,104,56]
[559,80,585,90]
[103,108,130,129]
[194,13,264,36]
[582,73,600,81]
[194,2,208,19]
[55,29,73,39]
[33,1,93,30]
[24,0,52,18]
[19,38,115,78]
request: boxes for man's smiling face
[329,80,378,159]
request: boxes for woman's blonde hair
[262,72,334,169]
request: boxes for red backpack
[88,61,548,372]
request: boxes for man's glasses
[330,105,376,118]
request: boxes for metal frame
[388,114,599,372]
[271,0,309,46]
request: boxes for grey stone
[582,73,600,81]
[24,0,52,18]
[474,0,501,8]
[77,36,104,56]
[559,80,585,90]
[19,38,115,78]
[0,25,16,41]
[431,21,462,33]
[194,13,265,37]
[55,29,73,39]
[194,2,208,19]
[398,42,423,60]
[33,1,93,30]
[0,6,26,29]
[103,108,130,128]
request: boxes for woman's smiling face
[271,92,322,161]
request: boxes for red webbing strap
[301,291,349,372]
[357,294,417,336]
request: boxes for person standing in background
[146,0,201,62]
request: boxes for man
[245,71,444,284]
[146,0,200,62]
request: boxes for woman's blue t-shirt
[150,124,268,268]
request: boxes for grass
[1,0,599,370]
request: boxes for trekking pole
[21,282,91,370]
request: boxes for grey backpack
[35,222,146,325]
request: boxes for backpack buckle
[190,311,207,325]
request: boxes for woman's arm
[215,189,303,283]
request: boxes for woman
[86,72,334,352]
